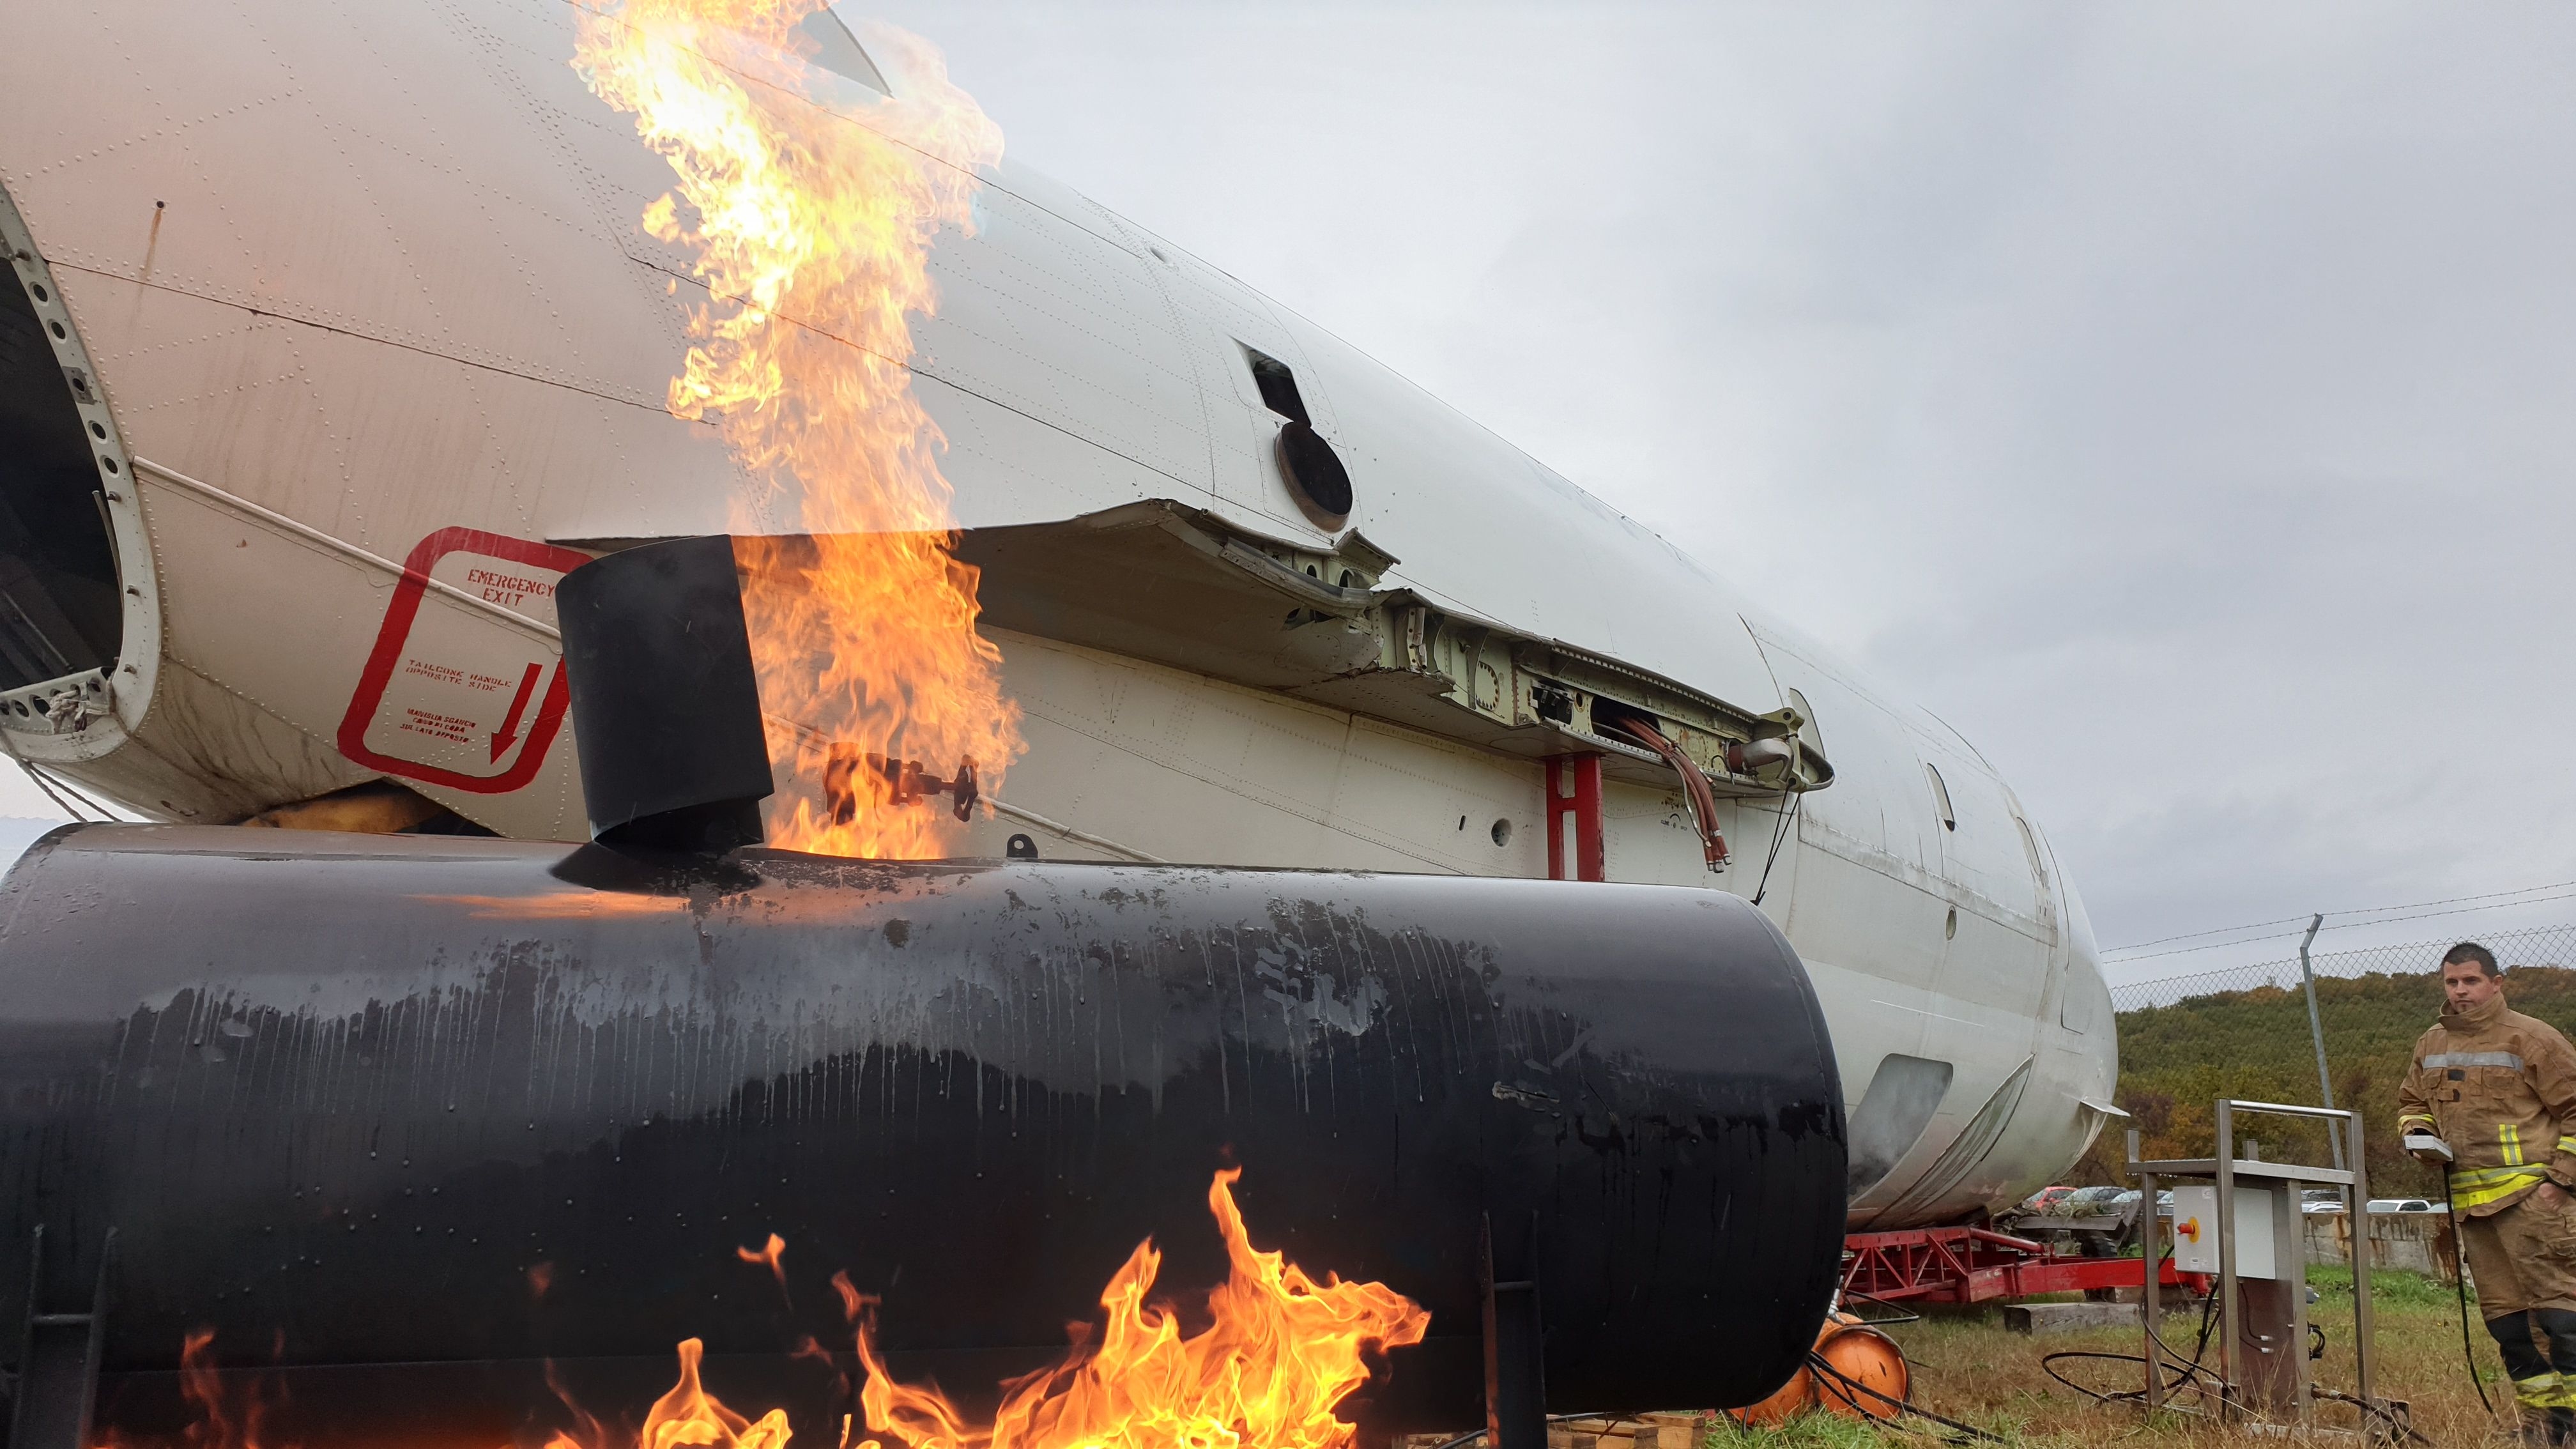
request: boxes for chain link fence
[2081,924,2576,1198]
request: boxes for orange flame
[843,1168,1430,1449]
[551,1170,1425,1449]
[573,1,1023,859]
[628,1338,795,1449]
[111,1172,1424,1449]
[93,1328,280,1449]
[739,1232,792,1303]
[178,1329,267,1449]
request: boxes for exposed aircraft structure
[0,0,2114,1256]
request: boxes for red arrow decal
[490,661,544,762]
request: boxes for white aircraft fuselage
[0,1,2115,1229]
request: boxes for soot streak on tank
[0,838,1845,1423]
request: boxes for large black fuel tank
[0,825,1843,1441]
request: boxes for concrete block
[2004,1300,2142,1335]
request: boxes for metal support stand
[2129,1101,2374,1427]
[1545,755,1604,882]
[11,1227,113,1449]
[2296,915,2347,1172]
[1482,1213,1546,1449]
[2136,1131,2164,1413]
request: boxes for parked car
[2366,1198,2440,1214]
[2020,1185,2078,1214]
[2301,1188,2348,1215]
[2014,1184,2131,1223]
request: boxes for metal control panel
[2169,1184,2280,1280]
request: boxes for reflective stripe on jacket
[2396,993,2576,1217]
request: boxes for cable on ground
[2441,1165,2499,1418]
[2038,1262,2429,1444]
[1836,1290,1922,1327]
[1797,1351,2007,1444]
[2313,1386,2430,1446]
[2039,1275,2227,1413]
[1422,1413,1641,1449]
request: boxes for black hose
[1801,1349,2007,1443]
[2314,1386,2432,1446]
[2442,1164,2497,1416]
[1837,1289,1922,1327]
[2039,1274,2251,1416]
[2040,1349,2212,1409]
[2037,1204,2444,1442]
[1424,1412,1638,1449]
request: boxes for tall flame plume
[574,0,1022,858]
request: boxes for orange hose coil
[1733,1312,1908,1425]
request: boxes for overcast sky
[11,3,2568,986]
[857,0,2576,984]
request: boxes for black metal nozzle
[557,536,774,855]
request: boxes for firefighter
[2400,942,2576,1443]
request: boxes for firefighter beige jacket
[2397,990,2576,1215]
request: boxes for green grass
[1702,1407,2047,1449]
[2307,1262,2460,1308]
[1703,1414,1893,1449]
[1695,1267,2502,1446]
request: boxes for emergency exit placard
[336,527,594,793]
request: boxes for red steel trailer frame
[1843,1227,2211,1304]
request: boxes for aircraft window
[1846,1054,1954,1197]
[797,8,889,94]
[0,270,120,690]
[1924,762,1956,831]
[2014,813,2048,885]
[1242,347,1311,425]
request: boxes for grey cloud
[885,0,2576,982]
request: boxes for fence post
[2297,913,2345,1172]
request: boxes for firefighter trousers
[2465,1188,2576,1319]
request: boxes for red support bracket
[1546,755,1604,882]
[1841,1226,2211,1305]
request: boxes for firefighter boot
[2531,1308,2576,1444]
[2491,1313,2563,1444]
